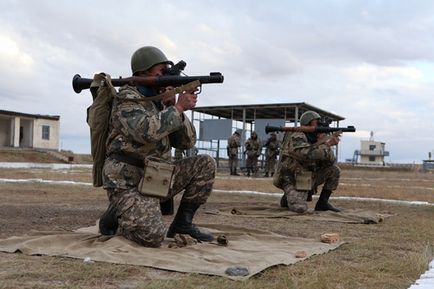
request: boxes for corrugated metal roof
[193,102,344,123]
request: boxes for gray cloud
[1,0,434,162]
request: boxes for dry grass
[0,149,61,163]
[0,165,434,288]
[215,168,434,203]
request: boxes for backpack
[272,132,292,189]
[85,74,198,187]
[86,73,117,187]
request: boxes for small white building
[352,131,389,166]
[0,110,60,150]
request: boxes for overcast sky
[1,0,433,163]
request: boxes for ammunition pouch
[138,157,175,198]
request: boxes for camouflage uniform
[275,131,339,213]
[263,135,280,177]
[227,133,241,175]
[103,85,216,247]
[173,148,185,161]
[245,134,261,177]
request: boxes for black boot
[160,197,174,215]
[280,194,288,208]
[315,189,341,212]
[166,202,214,241]
[264,172,269,177]
[306,191,313,202]
[99,204,118,235]
[233,169,240,176]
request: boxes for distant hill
[0,148,92,164]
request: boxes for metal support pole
[295,106,299,127]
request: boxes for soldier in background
[263,133,280,177]
[227,130,241,176]
[174,146,198,161]
[173,148,185,161]
[274,111,341,213]
[185,145,199,157]
[245,131,261,177]
[99,46,216,247]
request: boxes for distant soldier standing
[245,131,261,177]
[274,111,341,213]
[263,133,280,177]
[227,130,241,176]
[99,46,216,247]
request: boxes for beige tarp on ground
[0,224,343,280]
[206,206,392,224]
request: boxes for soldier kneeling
[274,111,341,213]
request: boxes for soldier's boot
[230,168,234,175]
[315,189,341,212]
[166,202,214,242]
[306,190,313,202]
[99,203,118,236]
[270,172,274,177]
[160,198,174,215]
[280,193,288,208]
[264,172,269,177]
[233,168,240,176]
[287,190,308,213]
[246,168,251,177]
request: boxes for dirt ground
[0,164,434,288]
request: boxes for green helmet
[300,111,321,126]
[131,46,172,75]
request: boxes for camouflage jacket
[245,138,262,157]
[279,131,335,173]
[264,138,280,158]
[106,85,196,162]
[227,134,241,156]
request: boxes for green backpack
[86,73,116,187]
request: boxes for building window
[369,156,376,162]
[369,145,376,151]
[42,125,50,140]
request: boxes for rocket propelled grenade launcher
[72,59,224,94]
[265,125,356,134]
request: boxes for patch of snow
[0,178,92,186]
[408,260,434,289]
[0,162,92,169]
[213,190,434,206]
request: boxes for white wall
[32,118,60,150]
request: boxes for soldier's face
[146,63,169,77]
[310,119,319,127]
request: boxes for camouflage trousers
[264,156,277,175]
[282,164,340,213]
[246,155,259,173]
[103,154,216,247]
[228,154,238,173]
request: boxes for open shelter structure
[190,102,346,168]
